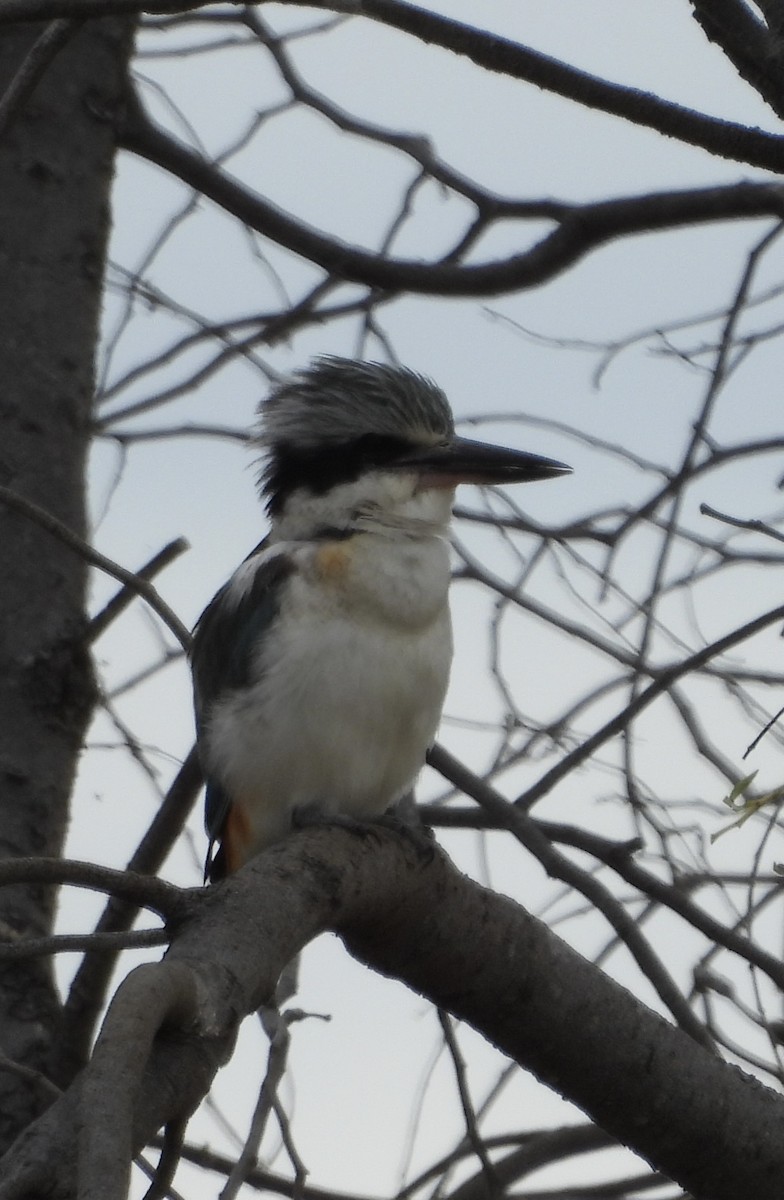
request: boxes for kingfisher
[191,356,570,880]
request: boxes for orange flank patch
[314,541,352,583]
[222,802,255,875]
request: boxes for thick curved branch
[2,830,784,1199]
[6,0,784,174]
[118,93,784,298]
[427,745,712,1048]
[299,0,784,172]
[78,961,200,1200]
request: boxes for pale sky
[56,4,784,1194]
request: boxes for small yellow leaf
[723,771,758,809]
[711,783,784,844]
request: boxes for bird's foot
[291,805,375,841]
[369,812,436,862]
[291,805,434,860]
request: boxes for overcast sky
[55,5,784,1195]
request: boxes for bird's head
[256,356,570,539]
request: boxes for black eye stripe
[264,434,414,516]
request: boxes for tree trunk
[0,17,133,1150]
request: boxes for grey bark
[1,831,783,1200]
[0,17,132,1149]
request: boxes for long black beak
[397,435,572,487]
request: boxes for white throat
[271,470,455,543]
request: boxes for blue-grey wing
[190,544,293,871]
[191,544,292,723]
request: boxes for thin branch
[427,746,714,1049]
[512,596,784,811]
[142,1117,187,1200]
[219,1006,300,1200]
[701,502,784,545]
[745,701,784,758]
[98,277,365,427]
[444,1126,619,1200]
[88,537,190,642]
[0,928,169,961]
[0,858,191,922]
[98,422,248,444]
[436,1011,498,1195]
[0,18,81,137]
[160,1137,367,1199]
[98,93,296,392]
[333,0,784,173]
[421,802,784,988]
[244,9,528,216]
[0,485,192,650]
[5,0,784,176]
[58,746,203,1084]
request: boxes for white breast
[205,531,453,851]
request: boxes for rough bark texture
[0,18,132,1150]
[2,831,784,1199]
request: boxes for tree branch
[690,0,784,120]
[78,961,200,1200]
[0,18,82,137]
[56,746,203,1086]
[0,858,191,922]
[510,596,784,810]
[0,485,192,650]
[5,0,784,176]
[87,537,189,643]
[305,0,784,172]
[427,745,713,1048]
[0,929,168,961]
[2,830,784,1198]
[117,90,784,298]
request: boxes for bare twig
[436,1011,498,1196]
[511,597,784,811]
[0,18,81,137]
[0,485,192,650]
[0,858,190,922]
[427,745,715,1049]
[88,537,190,642]
[142,1117,187,1200]
[58,747,203,1083]
[219,1006,300,1200]
[0,928,169,960]
[701,502,784,545]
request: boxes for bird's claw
[291,805,435,860]
[292,805,374,840]
[371,812,436,861]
